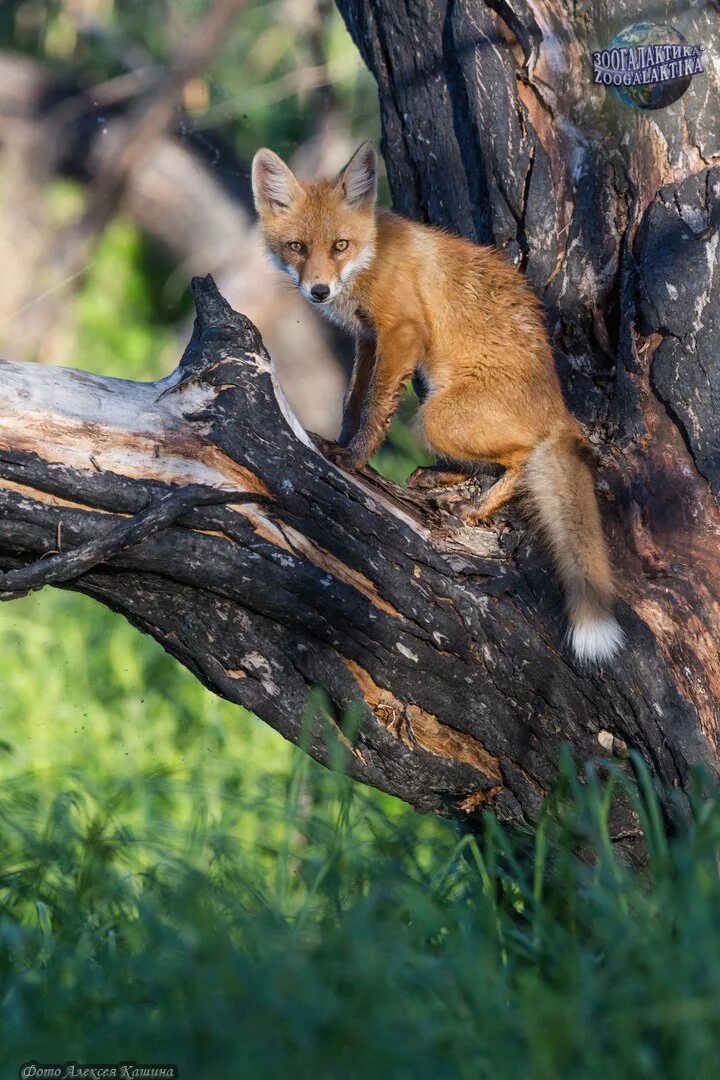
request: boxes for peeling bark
[0,276,717,863]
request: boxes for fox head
[251,142,378,306]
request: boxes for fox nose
[310,284,331,302]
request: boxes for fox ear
[336,141,377,207]
[252,148,300,214]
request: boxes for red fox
[252,141,624,664]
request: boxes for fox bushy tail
[521,427,624,665]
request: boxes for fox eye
[333,239,349,252]
[286,241,305,254]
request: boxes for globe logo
[592,22,705,110]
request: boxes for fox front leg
[339,337,376,447]
[330,323,420,471]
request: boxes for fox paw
[407,466,474,493]
[407,467,443,492]
[325,443,364,472]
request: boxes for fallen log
[0,275,715,861]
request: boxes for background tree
[0,0,377,434]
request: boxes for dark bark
[0,275,716,862]
[335,0,720,778]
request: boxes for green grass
[2,596,720,1078]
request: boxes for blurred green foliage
[0,0,379,159]
[76,214,183,380]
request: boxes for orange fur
[252,143,623,664]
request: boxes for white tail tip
[568,616,625,665]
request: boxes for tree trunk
[334,0,720,763]
[0,275,716,862]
